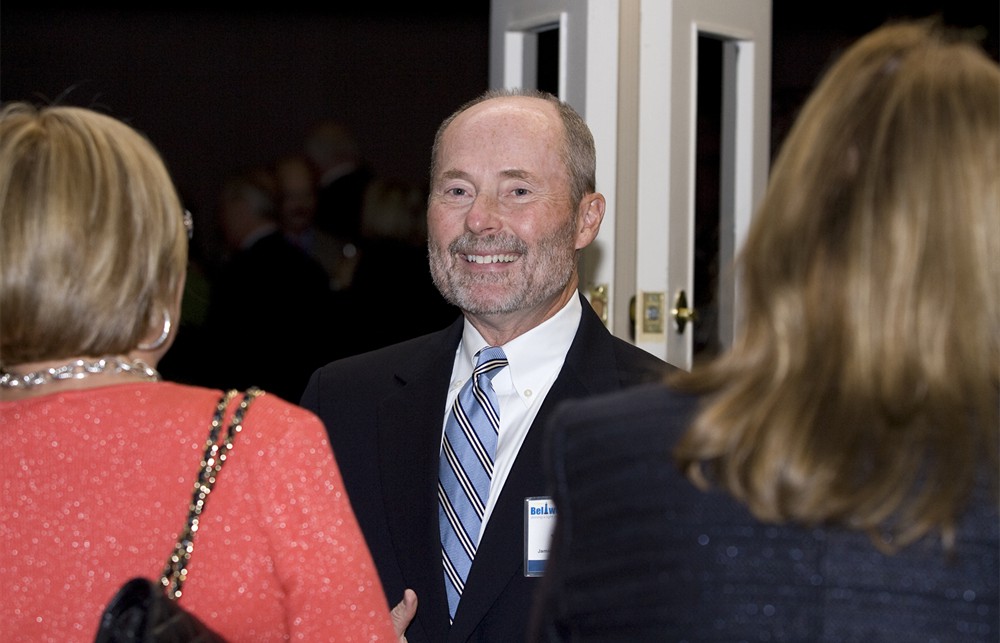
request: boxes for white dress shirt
[443,294,582,540]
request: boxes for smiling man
[300,88,668,643]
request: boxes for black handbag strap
[160,388,262,599]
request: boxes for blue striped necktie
[438,345,508,622]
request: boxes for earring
[138,310,172,351]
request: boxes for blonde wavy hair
[0,103,188,366]
[671,20,1000,552]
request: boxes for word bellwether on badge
[524,496,556,577]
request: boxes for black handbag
[94,388,262,643]
[94,577,223,643]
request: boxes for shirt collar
[456,294,582,404]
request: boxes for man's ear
[575,192,606,250]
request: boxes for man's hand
[391,589,418,642]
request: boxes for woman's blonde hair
[671,19,1000,551]
[0,102,187,366]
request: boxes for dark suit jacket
[314,164,373,242]
[300,294,668,642]
[201,229,338,403]
[531,382,1000,642]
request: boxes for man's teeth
[464,254,517,264]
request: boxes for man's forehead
[451,97,557,133]
[433,98,566,182]
[444,108,559,158]
[436,139,563,180]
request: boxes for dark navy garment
[532,382,999,642]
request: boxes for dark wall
[770,2,998,152]
[2,1,995,249]
[1,4,492,257]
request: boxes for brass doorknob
[671,290,698,334]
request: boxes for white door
[634,0,771,368]
[489,0,772,370]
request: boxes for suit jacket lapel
[378,320,462,641]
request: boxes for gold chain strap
[160,387,263,600]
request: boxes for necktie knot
[473,346,508,381]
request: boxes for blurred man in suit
[303,119,374,252]
[205,167,337,402]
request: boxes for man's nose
[465,193,502,234]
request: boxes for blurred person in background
[274,152,360,293]
[202,165,338,402]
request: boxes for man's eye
[448,187,469,197]
[513,188,530,197]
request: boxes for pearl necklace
[0,356,161,390]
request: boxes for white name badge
[524,496,557,577]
